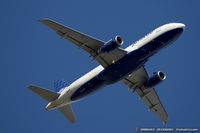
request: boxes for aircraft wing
[40,19,127,68]
[121,66,168,124]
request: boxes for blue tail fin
[54,79,68,93]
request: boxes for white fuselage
[46,23,185,110]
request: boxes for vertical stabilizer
[54,79,68,93]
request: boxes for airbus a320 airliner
[28,19,185,124]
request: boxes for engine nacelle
[144,71,166,88]
[98,36,123,53]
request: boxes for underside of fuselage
[70,27,184,101]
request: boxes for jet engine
[144,71,166,88]
[98,36,123,53]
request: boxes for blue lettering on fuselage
[71,28,184,101]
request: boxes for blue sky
[1,0,200,132]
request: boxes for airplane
[28,19,185,124]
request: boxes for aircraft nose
[176,23,186,30]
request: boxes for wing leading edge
[40,18,127,68]
[121,66,168,124]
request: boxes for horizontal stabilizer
[58,104,76,123]
[28,85,60,102]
